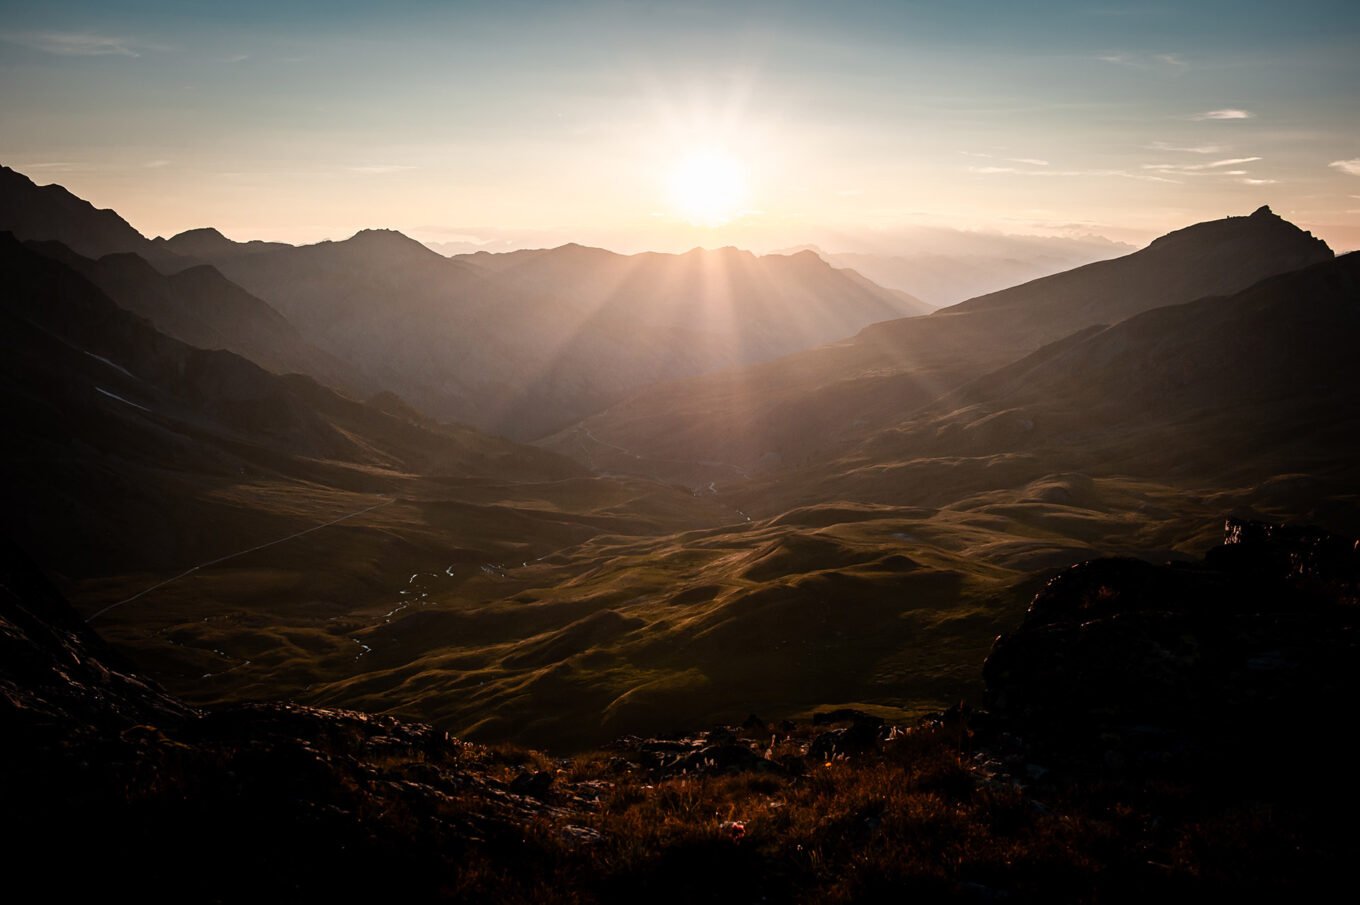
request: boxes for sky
[2,0,1358,252]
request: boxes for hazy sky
[2,1,1358,252]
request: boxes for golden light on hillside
[666,148,750,227]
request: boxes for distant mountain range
[779,229,1131,305]
[784,250,1360,517]
[187,234,929,439]
[23,238,365,397]
[0,232,581,578]
[551,206,1334,484]
[0,164,180,265]
[3,164,927,440]
[2,159,1356,755]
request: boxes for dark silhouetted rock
[509,768,556,799]
[983,519,1360,774]
[0,541,593,901]
[809,715,885,760]
[670,743,772,776]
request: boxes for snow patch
[95,386,151,412]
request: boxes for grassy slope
[68,256,1360,752]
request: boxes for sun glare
[667,149,750,227]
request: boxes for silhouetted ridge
[952,207,1331,317]
[0,164,173,264]
[175,225,229,242]
[548,207,1338,483]
[19,237,367,394]
[194,230,923,438]
[156,226,291,260]
[1137,204,1328,258]
[0,233,582,575]
[345,227,441,255]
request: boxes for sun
[667,149,750,227]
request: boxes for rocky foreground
[3,519,1357,902]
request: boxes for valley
[5,3,1358,898]
[5,166,1355,753]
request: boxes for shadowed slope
[202,235,925,438]
[0,165,180,266]
[807,230,1131,305]
[152,225,292,260]
[3,165,929,440]
[1,233,742,720]
[809,251,1360,511]
[23,238,370,396]
[0,232,586,579]
[547,208,1333,483]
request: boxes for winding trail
[89,496,396,623]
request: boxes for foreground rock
[0,540,594,901]
[983,517,1360,775]
[5,519,1359,902]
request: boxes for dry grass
[436,723,1352,904]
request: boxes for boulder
[982,519,1360,774]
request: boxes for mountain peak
[171,226,229,242]
[1,163,163,262]
[1144,207,1331,259]
[157,226,234,254]
[349,227,415,242]
[329,228,443,266]
[680,245,756,261]
[344,228,433,253]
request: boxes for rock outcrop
[983,518,1360,773]
[0,540,593,901]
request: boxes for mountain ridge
[0,165,180,266]
[547,206,1334,483]
[20,236,372,398]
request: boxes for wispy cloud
[1144,157,1262,173]
[967,165,1179,184]
[1147,141,1223,155]
[17,161,94,173]
[1,31,160,58]
[1096,52,1188,72]
[1330,159,1360,176]
[1240,178,1278,185]
[1191,109,1254,121]
[345,165,417,175]
[961,151,1050,167]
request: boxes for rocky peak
[171,226,229,242]
[339,227,442,263]
[1146,206,1332,258]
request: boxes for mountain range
[549,205,1333,485]
[186,233,928,438]
[1,162,1356,754]
[782,227,1131,305]
[3,164,928,440]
